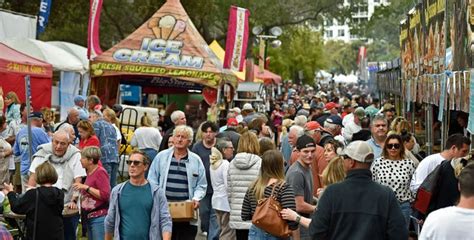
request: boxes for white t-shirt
[112,125,122,142]
[419,206,474,240]
[130,127,162,150]
[410,153,445,194]
[29,152,86,202]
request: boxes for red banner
[224,6,249,72]
[87,0,103,60]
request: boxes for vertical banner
[87,0,104,60]
[438,73,447,121]
[467,69,474,133]
[224,6,249,72]
[37,0,52,35]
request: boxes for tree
[323,40,361,75]
[265,26,327,84]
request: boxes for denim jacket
[147,147,207,223]
[104,181,172,240]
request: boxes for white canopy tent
[0,38,85,72]
[0,38,88,119]
[333,74,358,83]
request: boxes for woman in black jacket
[3,161,64,240]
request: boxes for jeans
[142,148,158,178]
[199,193,220,240]
[249,224,282,240]
[102,162,118,188]
[87,216,105,240]
[64,214,80,240]
[399,201,411,229]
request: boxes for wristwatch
[295,214,301,224]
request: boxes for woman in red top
[78,120,102,166]
[72,146,110,240]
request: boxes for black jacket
[309,169,407,240]
[8,186,64,240]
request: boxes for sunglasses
[387,143,401,149]
[126,160,144,166]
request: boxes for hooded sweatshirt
[227,152,262,229]
[210,147,230,212]
[8,186,64,240]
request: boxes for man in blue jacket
[308,141,407,240]
[105,150,172,240]
[148,125,207,240]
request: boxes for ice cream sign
[112,15,204,69]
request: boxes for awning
[0,43,53,109]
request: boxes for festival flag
[87,0,103,60]
[37,0,52,36]
[224,6,249,72]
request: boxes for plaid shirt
[93,119,118,163]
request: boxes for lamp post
[252,26,283,73]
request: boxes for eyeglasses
[387,143,401,149]
[126,160,144,166]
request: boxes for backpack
[412,160,450,218]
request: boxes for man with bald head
[55,108,80,144]
[28,130,86,240]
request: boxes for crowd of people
[0,82,473,240]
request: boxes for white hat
[243,103,253,111]
[232,107,241,114]
[337,141,374,163]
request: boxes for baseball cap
[73,95,85,104]
[326,115,343,126]
[112,104,123,113]
[243,103,253,111]
[296,135,316,150]
[325,102,340,111]
[337,141,374,163]
[305,121,322,131]
[28,112,43,119]
[227,118,238,127]
[354,107,367,119]
[232,107,241,114]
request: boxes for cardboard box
[168,201,196,222]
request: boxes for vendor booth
[90,0,238,110]
[0,43,53,110]
[0,38,88,119]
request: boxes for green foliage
[323,40,361,75]
[265,26,327,84]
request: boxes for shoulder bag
[252,182,292,238]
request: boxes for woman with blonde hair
[242,150,298,239]
[131,113,162,167]
[3,91,21,124]
[102,108,122,150]
[228,131,262,239]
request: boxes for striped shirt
[241,182,299,230]
[165,156,189,201]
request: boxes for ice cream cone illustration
[148,17,161,39]
[159,15,176,40]
[169,20,186,40]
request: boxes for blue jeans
[64,214,80,240]
[249,224,282,240]
[87,216,105,240]
[142,148,158,178]
[199,193,220,240]
[102,162,118,188]
[399,201,411,229]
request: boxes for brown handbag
[251,182,292,238]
